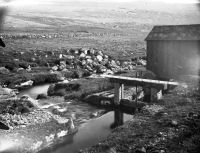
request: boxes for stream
[17,83,133,153]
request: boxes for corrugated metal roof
[145,24,200,41]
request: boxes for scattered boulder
[90,112,98,118]
[63,55,75,60]
[52,66,58,71]
[17,67,26,73]
[135,147,146,153]
[80,53,86,58]
[20,95,40,108]
[59,61,66,71]
[97,55,103,62]
[20,80,34,87]
[138,59,147,66]
[0,67,9,74]
[0,86,16,100]
[84,91,114,107]
[15,80,34,90]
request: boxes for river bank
[0,72,137,153]
[81,81,200,153]
[0,78,111,153]
[0,47,146,89]
[1,65,200,153]
[1,47,200,153]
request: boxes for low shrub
[5,62,19,71]
[19,62,29,69]
[32,73,60,85]
[64,78,113,100]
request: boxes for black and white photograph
[0,0,200,152]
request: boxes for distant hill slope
[3,1,200,29]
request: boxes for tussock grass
[64,78,113,100]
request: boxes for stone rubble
[51,48,146,75]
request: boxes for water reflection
[110,109,124,129]
[111,107,135,129]
[16,84,134,153]
[17,84,50,99]
[38,111,132,153]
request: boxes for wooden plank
[104,75,180,86]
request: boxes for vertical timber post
[114,83,124,105]
[114,83,124,126]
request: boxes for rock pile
[0,110,53,130]
[51,48,146,75]
[0,96,38,115]
[0,88,44,130]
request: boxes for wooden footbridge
[105,75,180,105]
[104,75,180,127]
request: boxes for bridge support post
[114,83,124,105]
[114,83,124,127]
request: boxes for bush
[72,69,90,78]
[5,62,19,71]
[64,78,113,100]
[19,62,29,69]
[47,83,81,96]
[36,94,48,100]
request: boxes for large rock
[137,59,147,66]
[110,60,118,68]
[96,65,107,74]
[81,60,86,66]
[85,55,92,59]
[89,49,95,55]
[97,51,103,56]
[80,53,86,58]
[0,67,9,74]
[83,91,114,107]
[20,80,34,87]
[20,95,40,108]
[52,66,58,71]
[86,58,93,64]
[96,55,103,62]
[59,64,66,71]
[0,86,16,100]
[63,55,74,60]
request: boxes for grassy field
[0,1,200,152]
[1,1,199,62]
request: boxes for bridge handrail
[103,75,180,86]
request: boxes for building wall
[146,40,200,80]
